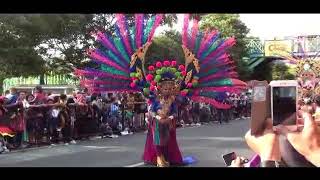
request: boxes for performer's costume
[279,47,320,120]
[75,14,246,167]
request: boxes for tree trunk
[39,74,45,85]
[0,76,5,94]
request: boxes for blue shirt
[6,94,18,104]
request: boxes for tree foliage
[145,30,184,67]
[271,63,295,80]
[0,15,45,77]
[0,14,178,76]
[251,61,273,81]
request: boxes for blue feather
[203,39,226,60]
[104,32,129,65]
[200,33,220,59]
[193,32,203,56]
[130,26,136,51]
[114,25,131,62]
[96,48,127,69]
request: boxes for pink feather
[87,49,129,73]
[81,79,130,86]
[90,87,139,93]
[182,14,190,47]
[201,56,232,72]
[189,19,198,51]
[147,14,163,42]
[204,37,236,60]
[75,69,130,80]
[135,14,143,48]
[199,71,234,83]
[190,96,231,109]
[116,14,133,55]
[193,87,241,95]
[197,30,218,58]
[202,60,233,74]
[96,31,119,55]
[202,52,229,66]
[230,78,248,87]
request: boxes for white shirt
[22,99,30,108]
[51,109,60,118]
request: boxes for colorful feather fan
[75,14,164,93]
[75,13,247,109]
[179,14,247,109]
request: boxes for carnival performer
[75,14,247,167]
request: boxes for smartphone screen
[222,152,236,166]
[272,86,297,126]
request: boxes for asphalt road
[0,119,253,167]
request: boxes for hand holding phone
[222,152,236,166]
[222,152,249,167]
[270,80,298,126]
[250,81,270,135]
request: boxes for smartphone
[222,152,249,167]
[270,80,298,126]
[222,152,237,166]
[251,80,270,135]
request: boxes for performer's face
[159,81,175,96]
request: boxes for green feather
[113,38,130,63]
[199,91,219,98]
[101,65,128,76]
[130,26,136,50]
[144,16,155,44]
[201,40,220,59]
[199,78,232,87]
[199,68,218,77]
[154,120,160,145]
[194,33,203,56]
[106,50,126,67]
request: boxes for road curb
[6,134,129,154]
[9,145,55,154]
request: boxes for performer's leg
[156,145,169,167]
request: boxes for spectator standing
[192,102,200,125]
[10,91,28,148]
[180,98,192,126]
[6,88,18,105]
[4,90,9,97]
[46,97,60,144]
[66,97,77,144]
[133,93,147,131]
[31,85,46,105]
[109,97,120,133]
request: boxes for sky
[156,14,320,41]
[239,14,320,40]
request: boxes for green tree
[251,61,272,81]
[271,63,295,80]
[1,14,178,72]
[35,14,178,74]
[199,14,251,80]
[0,15,46,77]
[145,30,184,67]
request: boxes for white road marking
[82,146,109,149]
[179,137,244,141]
[124,162,145,167]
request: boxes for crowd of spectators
[0,86,251,154]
